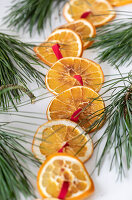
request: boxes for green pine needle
[0,32,45,111]
[4,0,67,35]
[90,18,132,67]
[84,71,132,177]
[0,126,40,200]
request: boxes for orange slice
[32,119,93,163]
[63,0,116,27]
[45,57,104,95]
[57,19,96,49]
[47,86,105,131]
[37,153,94,199]
[109,0,132,6]
[34,29,83,67]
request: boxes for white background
[0,1,132,200]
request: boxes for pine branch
[4,0,67,35]
[90,18,132,67]
[0,32,45,111]
[84,71,132,177]
[0,127,40,200]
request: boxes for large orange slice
[109,0,132,6]
[47,86,105,131]
[37,153,94,199]
[63,0,116,27]
[57,19,96,49]
[45,57,104,95]
[32,119,93,163]
[34,29,83,67]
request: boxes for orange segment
[45,57,104,95]
[37,153,94,199]
[57,19,96,49]
[63,0,116,27]
[32,119,93,163]
[109,0,132,6]
[47,86,105,131]
[34,29,83,67]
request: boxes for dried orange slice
[109,0,132,6]
[47,86,105,131]
[63,0,116,27]
[34,29,83,67]
[57,19,96,49]
[37,153,94,199]
[45,57,104,95]
[32,119,93,163]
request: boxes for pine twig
[0,32,45,111]
[84,71,132,177]
[0,127,40,200]
[4,0,67,35]
[90,18,132,67]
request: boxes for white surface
[0,1,132,200]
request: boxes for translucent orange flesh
[41,158,89,198]
[39,124,87,157]
[58,20,96,49]
[34,29,82,66]
[47,86,105,130]
[46,58,104,94]
[64,0,115,27]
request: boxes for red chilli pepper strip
[52,44,63,60]
[73,75,83,86]
[58,142,69,153]
[58,181,69,199]
[71,108,82,122]
[81,11,92,18]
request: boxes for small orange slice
[37,153,94,199]
[63,0,116,27]
[57,19,96,49]
[109,0,132,6]
[47,86,105,131]
[45,57,104,95]
[34,29,83,67]
[32,119,93,163]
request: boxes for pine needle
[4,0,67,35]
[90,18,132,67]
[84,71,132,177]
[0,126,40,200]
[0,32,45,111]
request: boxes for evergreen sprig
[0,32,45,110]
[0,126,40,200]
[83,71,132,177]
[90,18,132,67]
[4,0,67,35]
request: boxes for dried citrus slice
[57,19,96,49]
[63,0,116,27]
[109,0,132,6]
[37,153,94,199]
[45,57,104,95]
[34,29,83,67]
[47,86,105,131]
[32,119,93,163]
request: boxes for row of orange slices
[32,0,132,199]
